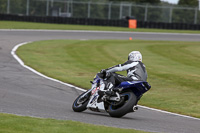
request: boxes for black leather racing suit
[104,60,147,89]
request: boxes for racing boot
[104,82,117,96]
[98,82,116,97]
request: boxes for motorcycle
[72,73,151,118]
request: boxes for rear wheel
[72,92,90,112]
[108,90,137,118]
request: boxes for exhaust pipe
[132,105,138,112]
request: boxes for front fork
[79,89,93,100]
[79,80,105,99]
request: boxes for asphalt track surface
[0,29,200,133]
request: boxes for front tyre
[72,92,90,112]
[108,90,137,118]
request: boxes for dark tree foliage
[172,0,199,24]
[178,0,198,7]
[0,0,7,14]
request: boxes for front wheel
[72,91,90,112]
[108,90,137,118]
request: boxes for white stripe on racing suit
[105,60,147,81]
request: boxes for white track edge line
[11,41,200,121]
[11,42,86,92]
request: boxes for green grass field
[0,113,149,133]
[1,20,200,34]
[16,40,200,118]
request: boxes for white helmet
[128,51,142,61]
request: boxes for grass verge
[16,40,200,118]
[1,20,200,34]
[0,113,149,133]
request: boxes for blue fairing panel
[118,81,151,97]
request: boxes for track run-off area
[0,29,200,133]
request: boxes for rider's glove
[100,69,107,79]
[100,69,106,75]
[100,69,111,79]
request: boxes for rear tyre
[108,90,137,118]
[72,92,90,112]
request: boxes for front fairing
[86,74,106,112]
[90,74,105,94]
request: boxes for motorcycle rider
[100,51,147,95]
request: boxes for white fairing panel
[87,80,106,112]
